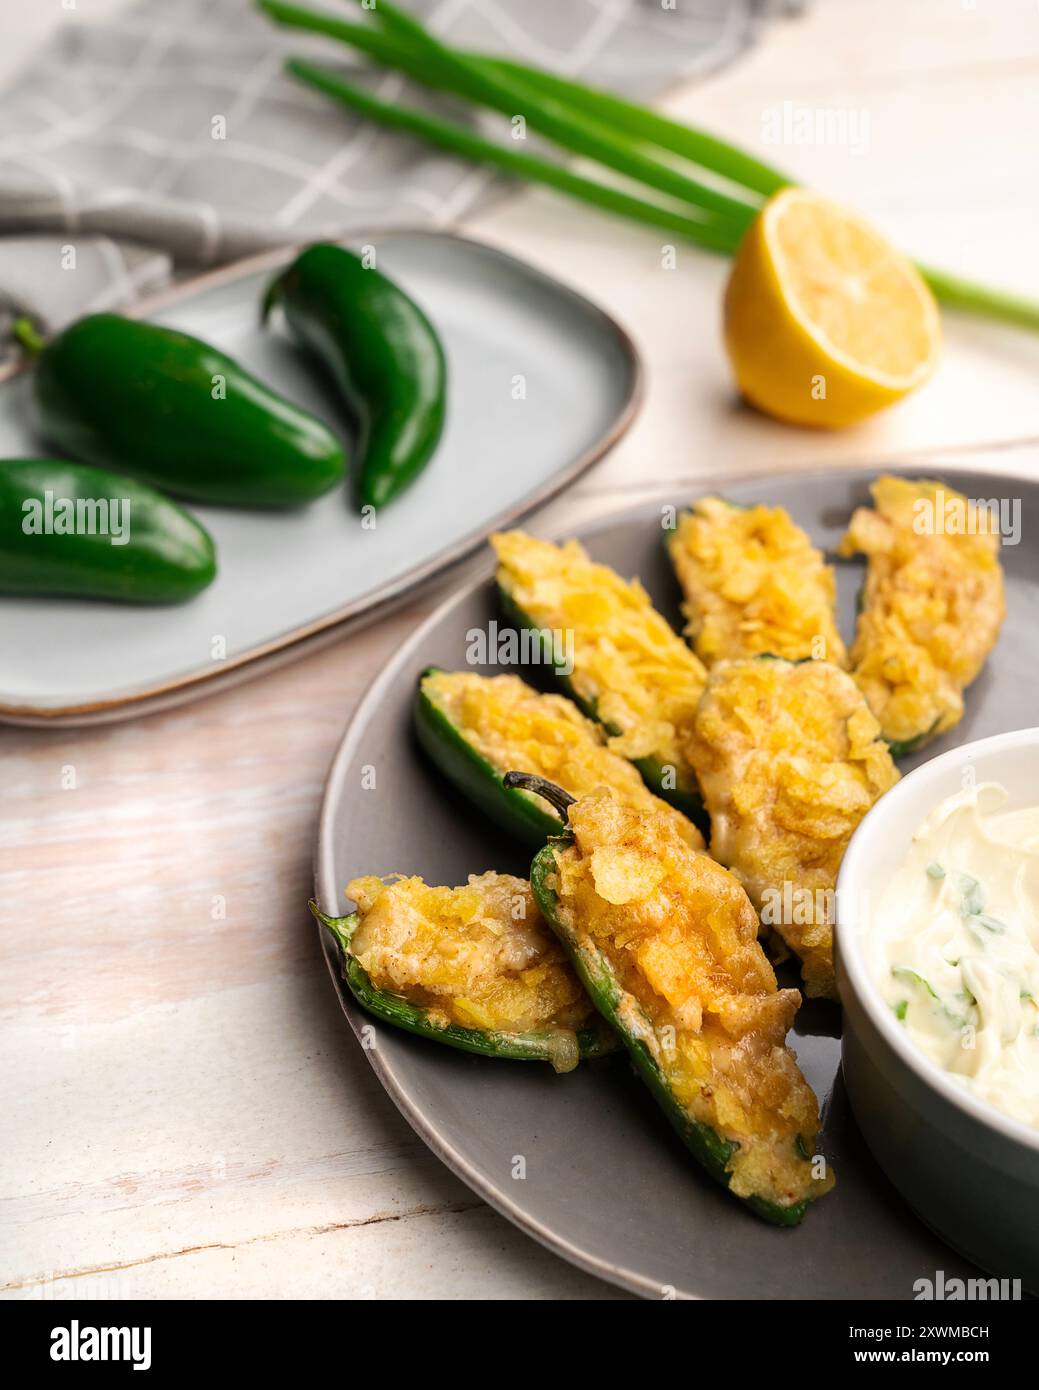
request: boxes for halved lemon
[723,188,940,428]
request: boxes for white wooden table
[3,0,1038,1300]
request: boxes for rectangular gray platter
[0,231,639,725]
[316,463,1038,1300]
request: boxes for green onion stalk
[258,0,1039,334]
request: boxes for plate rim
[314,458,1037,1300]
[0,228,643,725]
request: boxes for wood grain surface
[3,0,1038,1299]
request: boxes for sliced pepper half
[667,496,847,668]
[837,475,1005,754]
[415,667,704,850]
[508,774,834,1224]
[684,655,899,999]
[491,530,707,826]
[311,870,615,1072]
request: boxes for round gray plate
[316,464,1036,1299]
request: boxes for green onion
[375,0,754,222]
[258,0,1039,335]
[926,861,945,880]
[893,999,908,1021]
[958,874,985,918]
[892,965,940,1000]
[893,966,970,1027]
[266,0,756,233]
[917,264,1039,335]
[260,0,789,197]
[262,0,780,202]
[965,919,990,947]
[485,59,789,201]
[286,60,739,254]
[971,913,1006,934]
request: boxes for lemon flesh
[723,188,940,429]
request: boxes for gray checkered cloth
[0,0,789,353]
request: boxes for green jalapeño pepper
[414,667,704,851]
[490,530,709,829]
[0,458,216,602]
[310,886,615,1072]
[262,243,446,511]
[15,314,346,508]
[505,772,834,1224]
[496,580,708,830]
[851,574,936,757]
[414,668,564,848]
[885,719,942,761]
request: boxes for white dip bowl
[837,727,1039,1289]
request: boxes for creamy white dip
[869,782,1039,1127]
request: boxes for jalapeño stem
[12,316,47,355]
[503,771,575,822]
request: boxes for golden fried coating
[492,530,707,798]
[668,497,847,667]
[347,873,596,1055]
[550,789,833,1210]
[684,657,900,999]
[838,476,1005,750]
[422,670,704,847]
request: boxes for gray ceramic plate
[315,463,1036,1300]
[0,231,638,726]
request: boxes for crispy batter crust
[424,669,703,848]
[491,530,706,792]
[685,657,899,999]
[550,790,832,1209]
[347,872,595,1035]
[838,476,1005,745]
[669,498,847,667]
